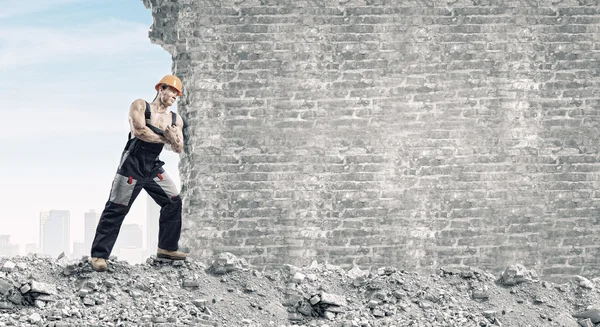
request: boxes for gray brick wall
[142,0,600,280]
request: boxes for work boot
[90,257,108,272]
[157,248,187,260]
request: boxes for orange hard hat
[155,74,182,96]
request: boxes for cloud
[0,0,84,19]
[0,18,153,70]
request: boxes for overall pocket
[109,173,137,206]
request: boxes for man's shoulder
[130,98,148,111]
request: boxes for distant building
[0,235,20,257]
[84,209,99,254]
[72,241,85,259]
[146,194,160,256]
[39,211,48,253]
[40,210,70,258]
[114,223,143,264]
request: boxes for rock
[282,291,303,307]
[30,281,57,295]
[0,280,11,296]
[347,267,368,280]
[292,272,305,284]
[483,311,497,319]
[34,300,45,309]
[319,292,347,307]
[19,284,31,294]
[498,264,538,286]
[35,294,55,302]
[28,312,42,323]
[62,264,78,276]
[1,262,15,273]
[310,295,321,305]
[324,311,336,320]
[182,279,199,288]
[297,302,313,316]
[193,299,207,308]
[208,252,249,275]
[552,313,578,326]
[472,291,489,300]
[326,306,345,313]
[577,276,595,290]
[392,290,404,299]
[573,309,600,324]
[372,309,385,317]
[7,293,22,305]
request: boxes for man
[89,74,187,272]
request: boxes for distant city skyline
[0,1,182,255]
[0,193,162,264]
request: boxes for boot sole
[92,265,107,272]
[157,253,186,261]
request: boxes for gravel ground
[1,253,600,327]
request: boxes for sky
[0,0,181,253]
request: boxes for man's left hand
[164,125,178,143]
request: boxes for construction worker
[90,75,187,272]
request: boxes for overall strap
[145,101,152,124]
[144,101,165,136]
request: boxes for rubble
[208,252,249,275]
[1,254,600,326]
[497,264,539,286]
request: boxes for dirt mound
[0,253,599,327]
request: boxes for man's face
[159,86,178,107]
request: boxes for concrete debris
[292,272,305,284]
[208,252,249,275]
[497,264,539,286]
[1,255,600,326]
[0,262,15,273]
[573,308,600,324]
[319,292,347,307]
[576,276,595,290]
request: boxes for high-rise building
[114,223,144,264]
[39,211,48,252]
[115,224,143,250]
[84,209,99,254]
[146,194,160,255]
[40,210,70,258]
[72,241,85,259]
[0,235,20,257]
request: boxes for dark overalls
[90,101,182,259]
